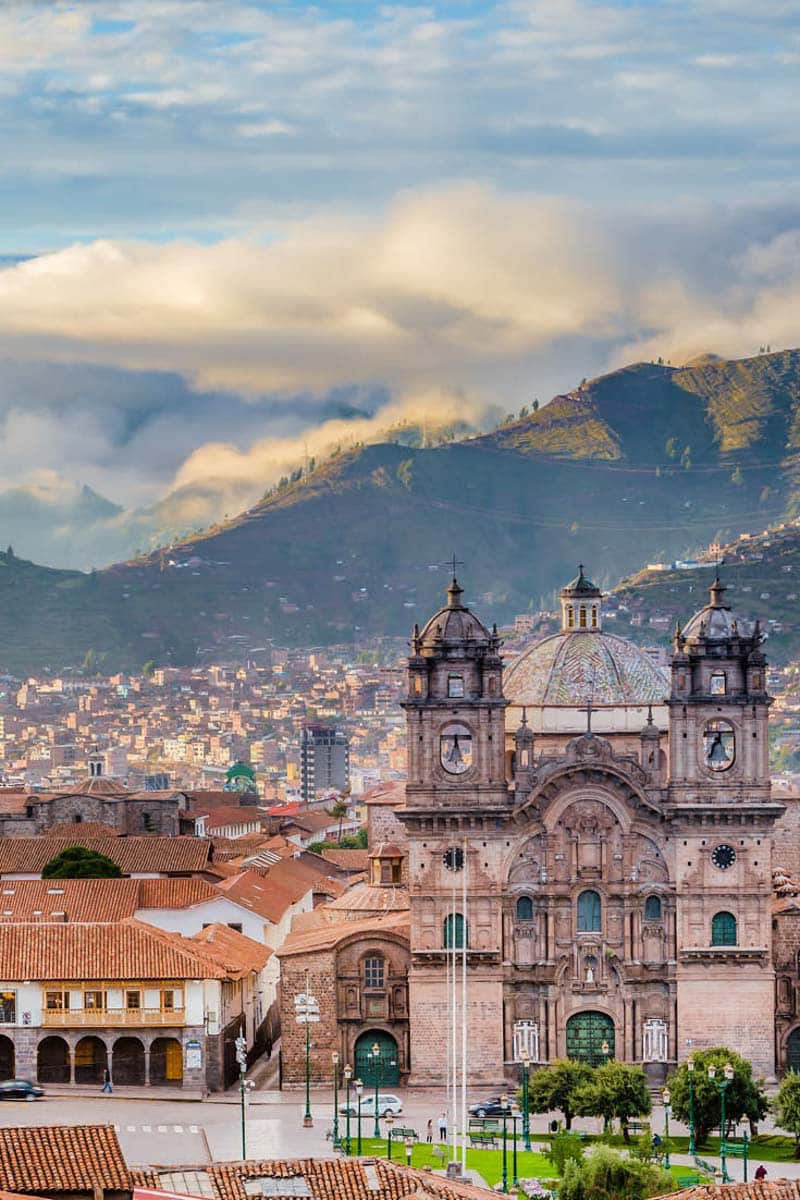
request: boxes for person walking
[755,1165,767,1182]
[101,1067,113,1094]
[438,1112,447,1142]
[426,1119,433,1143]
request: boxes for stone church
[400,568,781,1084]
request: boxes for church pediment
[513,741,661,826]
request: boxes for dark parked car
[468,1097,509,1118]
[0,1079,44,1101]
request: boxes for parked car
[0,1079,44,1101]
[340,1093,403,1117]
[468,1097,510,1118]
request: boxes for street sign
[296,1013,321,1024]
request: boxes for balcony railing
[42,1007,185,1027]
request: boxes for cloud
[0,185,619,396]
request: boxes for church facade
[400,570,781,1084]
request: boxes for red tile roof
[0,878,141,922]
[0,919,229,980]
[0,1124,130,1194]
[0,836,212,876]
[189,923,271,978]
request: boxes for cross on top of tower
[447,553,464,579]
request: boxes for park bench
[468,1118,501,1132]
[389,1127,419,1142]
[431,1147,446,1167]
[676,1175,700,1188]
[468,1131,498,1148]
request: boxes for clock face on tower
[711,844,736,870]
[440,722,473,775]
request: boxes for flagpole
[461,836,468,1175]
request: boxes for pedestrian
[438,1111,447,1141]
[755,1165,767,1182]
[101,1067,113,1094]
[426,1118,433,1143]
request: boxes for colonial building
[399,569,782,1083]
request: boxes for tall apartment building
[300,724,349,802]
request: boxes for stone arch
[0,1033,13,1078]
[37,1035,70,1084]
[113,1036,146,1085]
[74,1035,108,1084]
[544,783,633,835]
[150,1036,183,1085]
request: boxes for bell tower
[668,574,781,1075]
[400,575,510,1084]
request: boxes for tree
[526,1058,593,1130]
[772,1070,800,1155]
[545,1130,585,1174]
[574,1061,651,1142]
[328,798,349,842]
[667,1047,768,1146]
[43,846,123,879]
[560,1146,671,1200]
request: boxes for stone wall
[408,965,504,1085]
[677,965,775,1076]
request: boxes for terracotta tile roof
[0,836,212,876]
[0,918,229,980]
[0,878,141,922]
[657,1184,800,1200]
[203,808,264,830]
[45,821,122,838]
[135,1159,497,1200]
[361,781,406,807]
[0,1123,130,1194]
[277,909,409,957]
[320,849,370,871]
[136,878,220,910]
[215,862,314,924]
[326,882,409,915]
[0,794,29,815]
[189,923,271,978]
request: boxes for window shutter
[69,990,83,1009]
[106,988,124,1009]
[144,988,160,1008]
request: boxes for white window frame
[642,1018,668,1063]
[512,1019,540,1063]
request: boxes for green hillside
[4,348,800,675]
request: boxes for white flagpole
[461,836,468,1174]
[451,853,458,1166]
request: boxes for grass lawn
[658,1135,799,1163]
[352,1138,556,1186]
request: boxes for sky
[2,0,800,561]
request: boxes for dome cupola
[560,564,602,632]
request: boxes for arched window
[443,913,467,949]
[364,956,385,989]
[579,607,587,628]
[591,607,598,628]
[516,896,534,921]
[644,895,662,921]
[568,607,574,628]
[577,890,601,933]
[711,911,737,946]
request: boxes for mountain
[612,523,800,666]
[4,348,800,675]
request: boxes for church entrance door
[566,1011,615,1066]
[787,1028,800,1073]
[354,1030,399,1087]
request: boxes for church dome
[505,629,668,708]
[415,577,493,653]
[680,575,753,643]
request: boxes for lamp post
[356,1078,363,1155]
[386,1112,394,1160]
[521,1054,532,1153]
[662,1088,671,1170]
[332,1052,340,1150]
[687,1057,696,1157]
[708,1062,734,1183]
[501,1092,510,1195]
[235,1031,254,1160]
[371,1042,382,1138]
[511,1108,519,1189]
[343,1064,352,1155]
[404,1137,414,1168]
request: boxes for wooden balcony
[42,1007,185,1027]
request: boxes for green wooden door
[354,1030,399,1086]
[566,1011,615,1066]
[787,1028,800,1073]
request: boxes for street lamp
[601,1038,610,1062]
[386,1112,394,1160]
[404,1136,414,1167]
[511,1106,519,1189]
[501,1092,510,1194]
[371,1042,382,1138]
[332,1052,340,1150]
[687,1057,696,1157]
[521,1054,532,1153]
[662,1088,671,1170]
[343,1063,353,1155]
[356,1078,364,1155]
[708,1062,734,1183]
